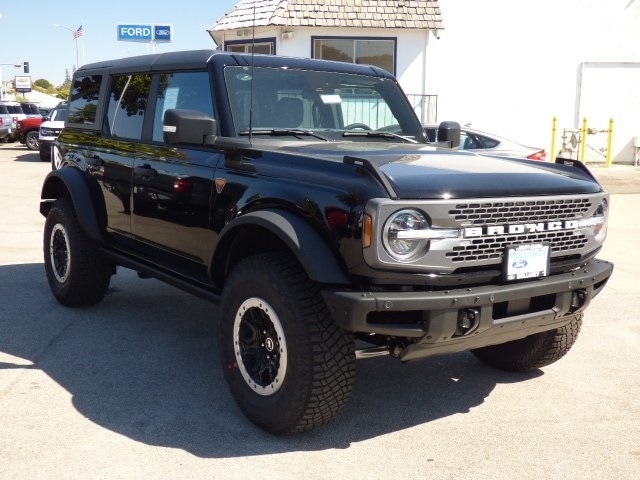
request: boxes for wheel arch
[40,168,107,242]
[211,209,351,287]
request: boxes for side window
[105,73,152,140]
[67,75,102,125]
[476,134,499,148]
[152,71,214,143]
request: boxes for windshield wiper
[239,129,329,141]
[342,131,417,143]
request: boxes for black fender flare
[40,167,107,242]
[214,209,351,285]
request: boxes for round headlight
[383,209,430,261]
[578,198,608,243]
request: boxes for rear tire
[219,252,355,434]
[43,198,113,307]
[472,315,583,372]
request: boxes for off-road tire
[39,147,49,162]
[25,131,40,151]
[219,252,355,435]
[472,314,583,372]
[43,197,113,307]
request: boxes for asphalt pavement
[0,144,638,480]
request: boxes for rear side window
[6,105,24,114]
[68,75,102,125]
[21,103,40,115]
[152,71,213,142]
[105,73,152,141]
[0,105,8,114]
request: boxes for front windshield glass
[224,66,425,142]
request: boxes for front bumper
[322,258,613,361]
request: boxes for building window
[312,37,396,75]
[225,38,276,55]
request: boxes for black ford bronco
[40,50,613,434]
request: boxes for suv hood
[277,142,602,199]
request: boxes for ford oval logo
[512,260,528,269]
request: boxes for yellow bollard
[606,118,614,167]
[550,116,557,161]
[579,117,588,163]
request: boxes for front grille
[449,198,591,224]
[446,231,587,262]
[446,198,591,263]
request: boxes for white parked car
[39,102,68,165]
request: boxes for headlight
[383,209,429,261]
[578,198,608,243]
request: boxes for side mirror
[163,109,217,146]
[437,121,461,149]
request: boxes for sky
[0,0,239,86]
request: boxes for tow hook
[570,289,588,311]
[455,308,480,336]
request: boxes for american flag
[73,25,83,39]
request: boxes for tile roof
[209,0,443,31]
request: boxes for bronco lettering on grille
[464,220,579,238]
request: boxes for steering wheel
[344,123,372,131]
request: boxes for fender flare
[40,168,107,242]
[214,209,351,285]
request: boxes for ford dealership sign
[117,24,172,42]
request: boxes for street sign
[117,24,173,42]
[117,24,153,42]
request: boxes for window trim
[310,35,397,75]
[224,37,277,55]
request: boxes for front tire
[472,315,583,372]
[43,198,113,307]
[220,252,355,434]
[25,131,40,150]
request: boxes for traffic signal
[23,62,29,74]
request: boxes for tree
[34,79,54,89]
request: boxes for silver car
[0,104,13,142]
[425,125,547,161]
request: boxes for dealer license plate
[504,243,550,281]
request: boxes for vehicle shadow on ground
[5,147,41,162]
[0,263,542,458]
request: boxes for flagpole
[53,23,81,71]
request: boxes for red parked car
[15,116,44,150]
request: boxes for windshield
[224,66,426,142]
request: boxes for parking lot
[0,143,638,479]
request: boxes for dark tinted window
[476,134,500,148]
[105,73,151,140]
[152,71,213,142]
[68,75,102,124]
[6,105,24,114]
[50,106,69,122]
[0,105,8,114]
[21,103,40,115]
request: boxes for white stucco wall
[221,26,431,94]
[429,0,640,163]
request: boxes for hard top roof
[73,49,395,79]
